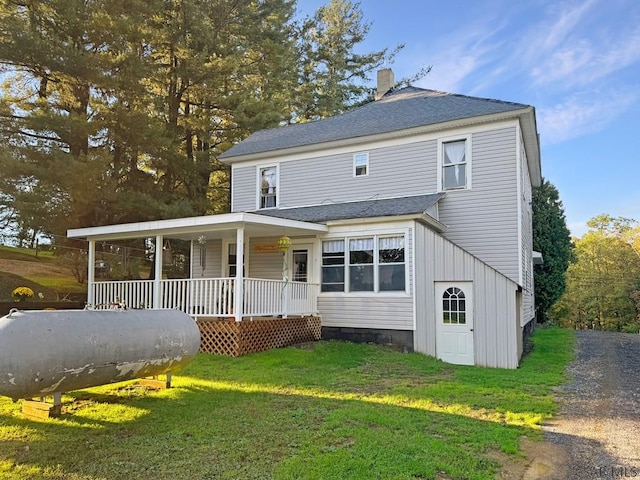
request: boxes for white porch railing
[93,279,154,309]
[91,277,318,318]
[161,278,235,316]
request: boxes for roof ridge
[382,86,529,108]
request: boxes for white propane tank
[0,309,200,401]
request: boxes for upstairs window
[442,139,468,190]
[353,152,369,177]
[259,166,277,208]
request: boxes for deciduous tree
[553,215,640,331]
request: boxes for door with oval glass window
[435,282,474,365]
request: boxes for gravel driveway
[541,330,640,479]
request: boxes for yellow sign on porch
[253,242,279,254]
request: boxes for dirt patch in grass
[0,259,71,280]
[491,436,569,479]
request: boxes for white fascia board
[68,212,327,241]
[67,213,246,240]
[518,107,542,187]
[220,110,532,165]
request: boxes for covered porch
[67,213,328,322]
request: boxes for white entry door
[435,282,474,366]
[287,244,313,314]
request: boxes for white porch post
[234,227,244,322]
[87,240,95,307]
[153,235,163,309]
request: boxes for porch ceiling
[67,212,328,242]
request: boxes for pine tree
[532,179,572,321]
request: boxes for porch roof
[252,193,447,230]
[67,212,328,242]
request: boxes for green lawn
[0,328,574,480]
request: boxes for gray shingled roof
[251,193,445,223]
[220,87,529,159]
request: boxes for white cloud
[411,22,507,93]
[531,26,640,87]
[538,90,637,144]
[512,0,640,89]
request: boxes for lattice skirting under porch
[196,316,321,357]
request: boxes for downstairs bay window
[321,235,406,293]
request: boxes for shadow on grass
[0,329,575,480]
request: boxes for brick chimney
[375,68,394,100]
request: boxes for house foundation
[322,326,414,352]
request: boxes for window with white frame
[226,243,245,277]
[378,236,405,291]
[442,139,468,190]
[442,287,466,324]
[228,243,237,277]
[321,235,406,293]
[259,166,277,208]
[349,238,374,291]
[353,152,369,177]
[321,240,345,292]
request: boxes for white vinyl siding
[191,239,223,277]
[249,237,282,280]
[249,140,438,208]
[413,222,520,369]
[438,126,520,282]
[231,166,255,212]
[318,296,414,330]
[519,132,536,324]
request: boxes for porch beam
[153,235,163,309]
[87,240,95,307]
[234,227,244,322]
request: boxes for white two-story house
[68,69,541,369]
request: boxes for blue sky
[298,0,640,236]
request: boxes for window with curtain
[259,166,277,208]
[443,140,467,190]
[321,240,345,292]
[321,235,406,293]
[349,238,374,291]
[378,236,405,291]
